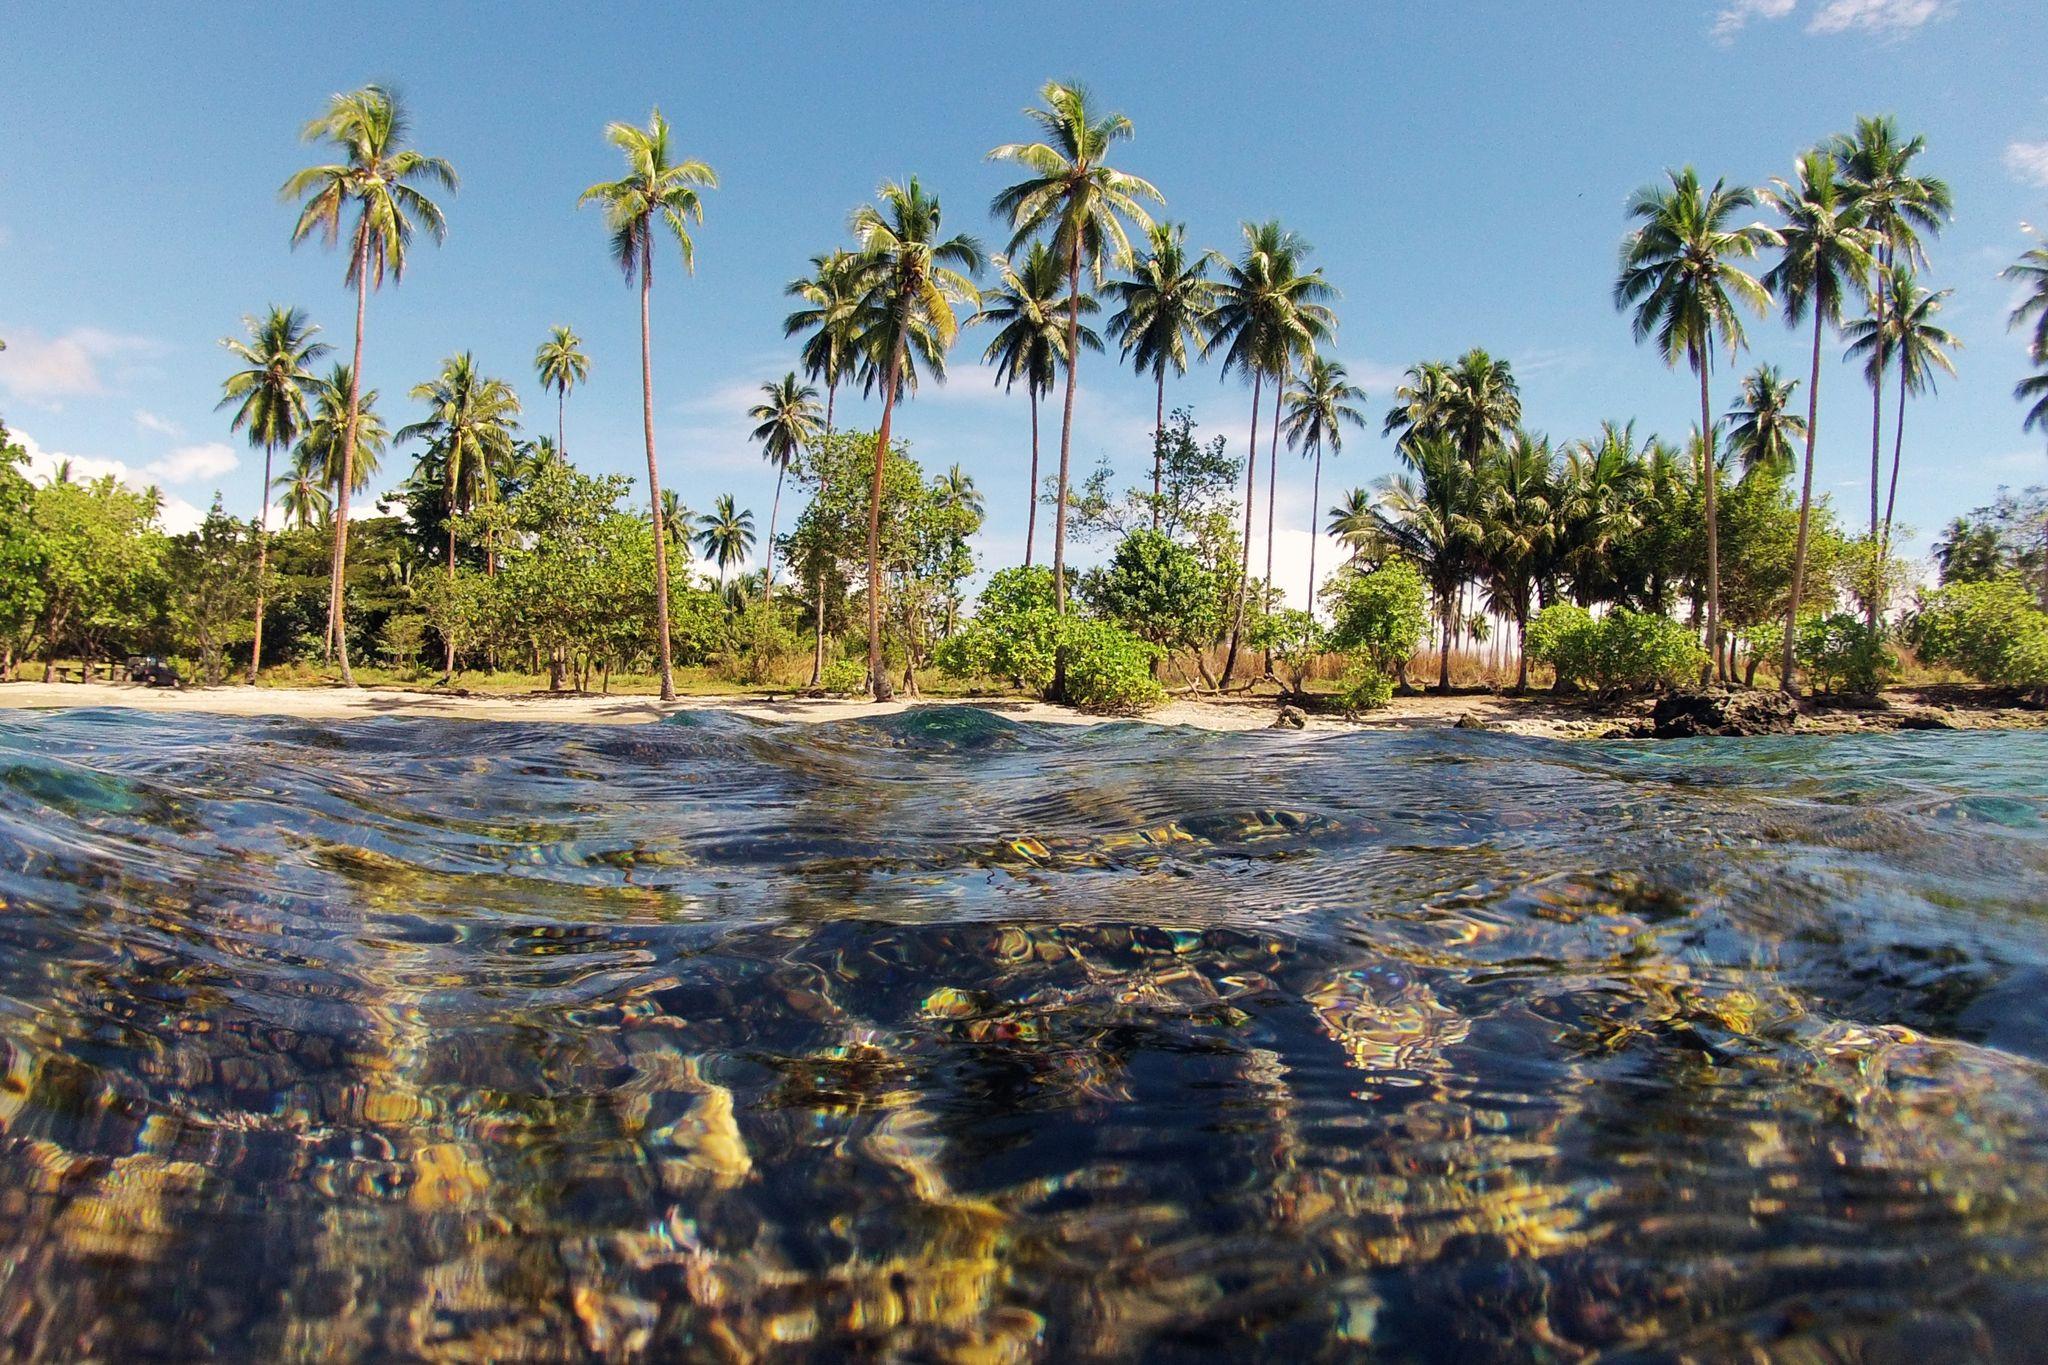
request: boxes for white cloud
[1712,0,1797,41]
[144,442,237,484]
[11,428,208,533]
[133,409,183,438]
[2005,141,2048,189]
[1806,0,1951,34]
[0,326,157,404]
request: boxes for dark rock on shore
[1651,688,1799,738]
[1272,704,1307,730]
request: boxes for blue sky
[2,0,2044,603]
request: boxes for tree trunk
[810,381,836,687]
[1881,346,1908,563]
[1515,609,1529,692]
[763,462,785,596]
[1306,444,1322,615]
[866,348,903,701]
[557,388,566,456]
[1782,307,1825,694]
[329,239,369,686]
[1437,594,1452,693]
[249,443,272,684]
[1698,348,1722,684]
[639,236,678,702]
[1264,363,1284,601]
[1052,250,1083,613]
[1865,265,1888,634]
[1152,367,1165,530]
[444,515,458,675]
[1220,371,1263,688]
[1024,386,1039,568]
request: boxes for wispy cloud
[2005,140,2048,189]
[0,326,158,405]
[1712,0,1796,41]
[145,442,237,484]
[133,408,183,438]
[1806,0,1953,34]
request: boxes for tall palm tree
[1281,356,1365,610]
[1370,437,1485,692]
[283,84,455,684]
[747,372,822,595]
[1479,432,1557,691]
[1106,221,1216,520]
[848,177,982,700]
[218,305,329,682]
[398,352,521,605]
[695,494,756,591]
[533,325,589,455]
[1203,221,1336,683]
[580,107,717,702]
[1844,266,1958,560]
[1760,147,1877,692]
[274,458,333,530]
[783,248,867,685]
[1555,421,1648,608]
[1722,364,1807,483]
[1615,167,1777,681]
[1382,351,1521,461]
[295,364,388,500]
[2018,365,2048,443]
[1836,115,1951,626]
[1326,487,1380,565]
[988,80,1162,613]
[2005,246,2048,363]
[973,242,1100,566]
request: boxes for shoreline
[0,680,2039,739]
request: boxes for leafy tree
[1247,607,1324,700]
[1931,488,2048,603]
[580,106,717,701]
[284,83,456,683]
[1910,578,2048,693]
[1321,557,1429,690]
[1082,528,1219,678]
[218,305,328,681]
[166,498,259,685]
[988,80,1161,612]
[1615,166,1778,680]
[30,476,166,680]
[0,423,45,678]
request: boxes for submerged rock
[1651,687,1799,738]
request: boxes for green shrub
[931,567,1065,690]
[1795,613,1896,695]
[1526,605,1705,693]
[1059,619,1164,715]
[713,602,800,685]
[1248,607,1325,697]
[1082,529,1219,652]
[1322,559,1428,676]
[1334,661,1395,713]
[1909,579,2048,691]
[818,657,866,696]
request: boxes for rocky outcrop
[1650,688,1800,738]
[1272,704,1307,730]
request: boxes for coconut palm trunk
[1152,368,1165,529]
[1697,345,1723,684]
[1782,306,1826,692]
[329,237,368,685]
[1052,252,1082,613]
[1305,442,1322,614]
[763,463,785,593]
[810,382,836,687]
[1881,347,1909,560]
[1263,366,1283,603]
[1219,371,1263,688]
[556,389,566,455]
[1024,386,1040,567]
[638,234,678,702]
[249,444,273,685]
[866,349,904,700]
[1864,265,1888,633]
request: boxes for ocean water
[0,706,2045,1361]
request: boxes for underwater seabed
[0,707,2045,1360]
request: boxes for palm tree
[747,372,822,595]
[973,242,1100,566]
[580,107,717,702]
[782,249,868,686]
[218,305,329,682]
[1836,115,1951,626]
[2018,366,2048,443]
[695,494,756,591]
[1382,351,1521,461]
[398,353,521,623]
[533,325,589,455]
[274,458,332,530]
[1281,356,1366,610]
[1760,147,1877,692]
[1615,167,1778,681]
[283,84,455,684]
[847,177,981,700]
[1203,220,1337,683]
[1555,421,1648,608]
[1844,266,1958,560]
[295,364,388,500]
[1370,438,1485,692]
[988,80,1162,613]
[2005,246,2048,363]
[1479,432,1557,691]
[1326,487,1380,565]
[1106,222,1216,520]
[1722,364,1807,483]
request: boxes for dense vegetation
[4,87,2046,712]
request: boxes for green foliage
[1909,579,2048,690]
[715,601,800,685]
[1248,607,1324,696]
[1057,618,1165,715]
[379,613,427,672]
[165,498,259,685]
[28,474,166,671]
[1322,558,1428,675]
[818,657,866,696]
[1083,529,1217,651]
[1795,613,1896,695]
[1526,604,1706,693]
[1334,661,1395,712]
